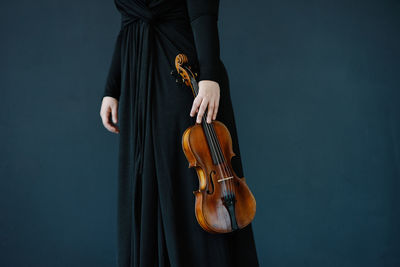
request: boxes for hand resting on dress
[100,96,120,134]
[190,80,220,124]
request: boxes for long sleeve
[103,29,123,100]
[186,0,221,83]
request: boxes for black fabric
[102,0,259,266]
[186,0,221,82]
[104,28,123,100]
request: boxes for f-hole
[206,170,215,194]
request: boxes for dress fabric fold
[103,0,260,266]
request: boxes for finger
[102,114,115,132]
[106,121,119,134]
[190,96,202,117]
[101,108,119,133]
[112,105,118,124]
[206,100,214,124]
[196,98,208,124]
[112,125,120,133]
[213,96,219,120]
[108,114,120,133]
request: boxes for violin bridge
[217,176,233,183]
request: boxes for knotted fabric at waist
[116,1,190,28]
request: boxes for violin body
[173,53,256,234]
[182,121,256,233]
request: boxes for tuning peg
[170,69,178,77]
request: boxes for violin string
[202,113,228,197]
[206,134,229,197]
[202,115,232,197]
[206,121,231,196]
[207,122,235,198]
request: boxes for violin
[172,53,256,234]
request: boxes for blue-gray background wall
[1,0,399,266]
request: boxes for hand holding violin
[190,80,220,124]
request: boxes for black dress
[102,0,259,266]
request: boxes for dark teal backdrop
[1,0,399,266]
